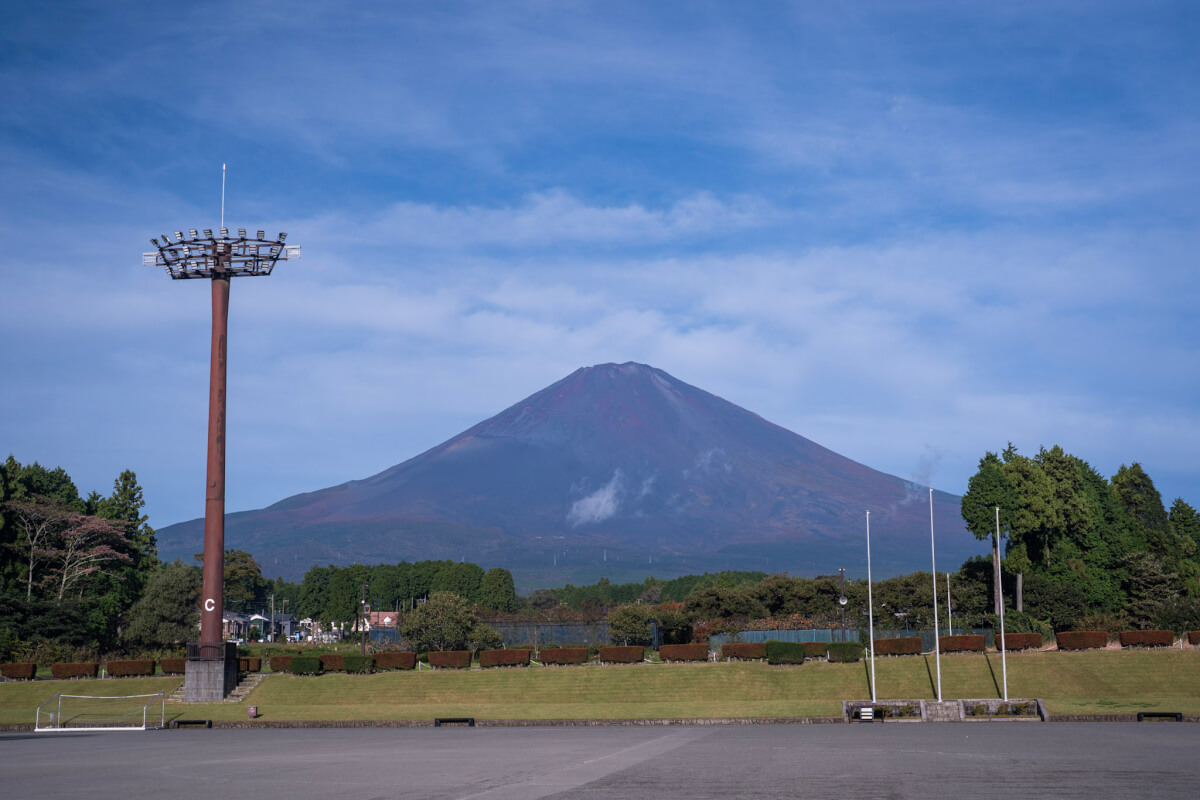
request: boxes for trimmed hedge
[827,642,866,663]
[1119,630,1174,648]
[342,655,374,673]
[1189,631,1200,646]
[1056,631,1108,650]
[318,654,345,672]
[540,647,588,665]
[721,642,766,661]
[51,662,99,679]
[288,656,322,675]
[428,650,472,669]
[106,659,155,677]
[374,652,417,670]
[237,656,263,673]
[874,637,922,656]
[598,646,644,663]
[765,640,805,665]
[802,642,830,659]
[997,632,1042,651]
[939,635,985,653]
[269,655,293,673]
[479,649,531,668]
[1,662,36,680]
[160,657,187,675]
[659,644,708,662]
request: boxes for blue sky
[2,1,1198,532]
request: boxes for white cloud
[567,470,625,526]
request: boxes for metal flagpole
[996,506,1008,701]
[946,573,953,635]
[929,488,942,701]
[866,511,876,703]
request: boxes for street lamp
[866,511,876,703]
[838,568,847,643]
[145,224,299,702]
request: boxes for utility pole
[838,568,847,643]
[147,216,300,702]
[361,582,369,657]
[270,594,275,642]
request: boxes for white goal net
[35,692,166,732]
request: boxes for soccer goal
[35,692,166,732]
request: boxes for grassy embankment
[2,649,1197,726]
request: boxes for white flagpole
[946,572,953,634]
[996,506,1008,701]
[930,488,942,701]
[867,510,877,703]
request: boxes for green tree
[398,591,480,652]
[1170,498,1200,549]
[961,451,1014,614]
[124,561,201,648]
[607,603,653,645]
[478,567,517,612]
[195,549,268,612]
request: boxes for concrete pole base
[184,658,238,703]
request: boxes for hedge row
[827,642,866,663]
[106,659,155,677]
[598,646,644,663]
[479,649,531,668]
[1190,631,1200,646]
[289,656,322,675]
[237,656,263,673]
[721,642,766,660]
[1118,630,1174,648]
[160,657,187,674]
[874,637,922,656]
[269,655,293,673]
[997,632,1042,651]
[428,650,472,669]
[318,654,344,672]
[1056,631,1108,650]
[939,635,986,653]
[802,642,830,659]
[375,652,417,670]
[659,644,708,662]
[1,662,36,680]
[765,640,805,665]
[51,662,99,679]
[540,647,588,665]
[343,655,373,673]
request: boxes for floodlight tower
[144,227,299,700]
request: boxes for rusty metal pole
[200,254,231,647]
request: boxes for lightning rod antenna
[221,164,226,230]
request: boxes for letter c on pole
[205,598,216,612]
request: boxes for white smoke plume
[567,469,625,526]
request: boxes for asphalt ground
[1,722,1196,799]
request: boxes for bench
[1137,712,1183,722]
[434,717,475,727]
[170,719,213,729]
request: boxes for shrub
[826,642,866,663]
[1189,631,1200,646]
[269,655,293,673]
[1,662,36,680]
[1118,630,1174,648]
[160,657,187,674]
[319,654,345,672]
[765,640,805,665]
[939,635,985,653]
[51,662,99,679]
[597,646,644,663]
[428,650,471,669]
[658,644,708,662]
[802,642,830,659]
[996,632,1042,651]
[288,656,322,675]
[342,655,374,673]
[540,647,588,665]
[1056,631,1108,650]
[374,652,416,670]
[721,642,766,661]
[106,659,155,677]
[237,656,263,673]
[874,637,922,656]
[479,649,531,668]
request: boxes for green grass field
[2,650,1197,725]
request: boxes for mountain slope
[157,363,980,585]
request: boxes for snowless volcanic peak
[155,362,977,583]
